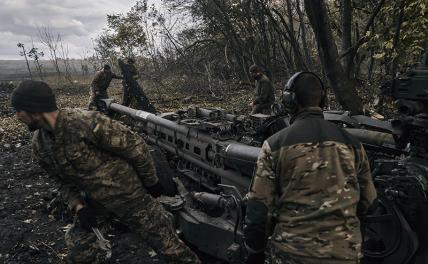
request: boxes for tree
[58,35,73,83]
[17,43,32,79]
[28,47,44,80]
[93,0,428,113]
[38,27,62,78]
[105,0,148,57]
[304,0,363,114]
[340,0,353,78]
[94,33,118,68]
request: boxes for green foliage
[28,47,44,61]
[360,0,428,71]
[92,0,428,111]
[95,0,149,60]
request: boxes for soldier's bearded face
[16,111,45,132]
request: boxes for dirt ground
[0,78,242,264]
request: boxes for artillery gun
[100,105,396,262]
[361,52,428,264]
[99,54,428,263]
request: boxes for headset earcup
[283,71,325,112]
[283,72,303,114]
[282,90,297,113]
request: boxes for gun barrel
[105,100,212,141]
[103,100,253,192]
[345,128,395,147]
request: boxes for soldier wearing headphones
[244,72,377,264]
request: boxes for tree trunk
[341,0,353,78]
[20,46,33,79]
[304,0,363,114]
[271,8,307,70]
[389,0,407,77]
[296,0,314,71]
[34,59,44,80]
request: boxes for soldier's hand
[146,181,164,198]
[77,206,97,231]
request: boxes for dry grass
[1,75,259,149]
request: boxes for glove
[146,181,164,198]
[246,252,265,264]
[77,207,97,231]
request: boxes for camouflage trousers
[122,81,131,107]
[87,91,108,111]
[65,196,201,264]
[269,246,360,264]
[251,103,272,115]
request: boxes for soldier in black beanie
[10,80,200,263]
[11,80,58,131]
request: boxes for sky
[0,0,160,60]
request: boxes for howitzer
[100,98,399,262]
[361,51,428,264]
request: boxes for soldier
[244,72,377,264]
[88,64,123,111]
[249,64,275,114]
[126,57,139,77]
[122,58,138,107]
[11,80,201,264]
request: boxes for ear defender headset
[282,71,326,113]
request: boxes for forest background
[1,1,428,262]
[3,0,428,116]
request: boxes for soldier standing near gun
[11,80,201,264]
[88,64,123,110]
[244,72,377,264]
[122,58,138,107]
[249,64,275,114]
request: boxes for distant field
[0,60,94,81]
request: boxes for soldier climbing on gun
[122,57,139,107]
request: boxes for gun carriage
[98,52,428,263]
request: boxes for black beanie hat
[11,80,58,112]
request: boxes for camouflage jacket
[245,107,377,260]
[253,74,275,106]
[91,70,122,95]
[32,109,158,215]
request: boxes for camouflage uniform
[245,107,377,263]
[252,74,275,115]
[32,109,200,264]
[269,245,359,264]
[122,62,139,107]
[88,70,122,110]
